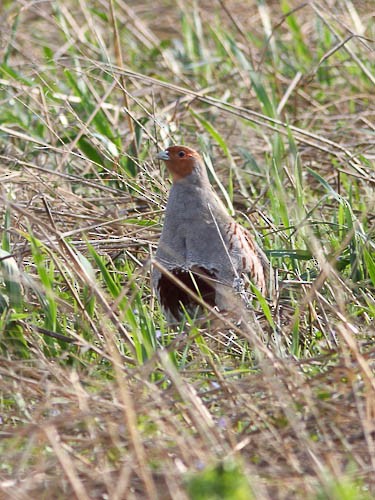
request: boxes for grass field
[0,0,374,498]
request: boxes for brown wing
[225,221,268,294]
[243,227,270,294]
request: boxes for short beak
[156,150,170,161]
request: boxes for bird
[152,145,270,323]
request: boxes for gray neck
[175,159,210,188]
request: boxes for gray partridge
[152,145,269,322]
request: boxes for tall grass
[0,1,374,498]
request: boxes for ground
[0,1,374,498]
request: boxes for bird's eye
[178,151,186,158]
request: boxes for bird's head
[156,145,206,184]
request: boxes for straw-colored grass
[0,1,374,498]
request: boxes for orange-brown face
[156,145,202,182]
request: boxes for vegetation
[0,0,374,498]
